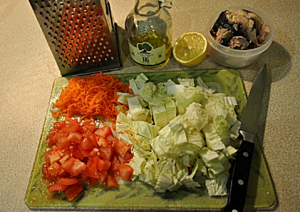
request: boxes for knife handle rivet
[232,210,238,212]
[238,179,244,185]
[243,152,249,157]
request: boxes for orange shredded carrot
[52,72,131,121]
[124,129,135,134]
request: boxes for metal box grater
[29,0,122,76]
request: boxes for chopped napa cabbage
[129,78,139,95]
[167,84,185,95]
[205,178,227,196]
[213,115,230,146]
[186,131,205,150]
[154,172,173,193]
[206,159,224,175]
[163,79,176,86]
[117,92,134,105]
[127,96,142,109]
[178,78,195,87]
[132,121,159,139]
[138,82,157,103]
[115,73,241,195]
[173,87,205,115]
[226,104,238,126]
[230,120,241,140]
[196,76,216,94]
[134,134,151,151]
[174,94,194,115]
[224,96,237,106]
[202,123,226,151]
[129,152,146,180]
[150,104,168,128]
[135,73,148,89]
[183,102,209,131]
[114,105,126,114]
[157,82,167,95]
[116,112,132,132]
[138,151,157,186]
[199,147,219,163]
[204,95,227,118]
[127,96,149,121]
[225,145,238,158]
[165,100,177,122]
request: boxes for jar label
[129,42,166,66]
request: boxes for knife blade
[221,64,267,212]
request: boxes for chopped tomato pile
[42,119,134,201]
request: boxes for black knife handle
[221,139,255,212]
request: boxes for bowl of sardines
[205,6,274,68]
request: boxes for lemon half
[173,32,208,67]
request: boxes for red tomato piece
[97,136,108,147]
[119,164,134,181]
[78,146,91,158]
[89,148,100,157]
[47,183,69,192]
[105,175,118,189]
[106,135,118,146]
[94,126,112,139]
[61,119,80,133]
[91,156,100,165]
[48,150,61,164]
[71,148,85,160]
[53,132,69,145]
[53,121,66,130]
[109,154,120,172]
[98,171,108,184]
[89,177,98,187]
[80,137,96,150]
[65,183,83,201]
[88,163,99,179]
[82,124,96,133]
[96,159,111,172]
[57,177,79,186]
[67,132,83,143]
[123,151,134,162]
[48,162,65,179]
[99,146,113,161]
[46,132,57,146]
[115,139,131,158]
[71,158,87,176]
[60,157,75,174]
[57,137,72,150]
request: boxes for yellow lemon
[173,32,208,67]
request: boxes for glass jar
[125,0,172,68]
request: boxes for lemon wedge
[173,32,208,67]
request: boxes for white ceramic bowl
[205,6,275,68]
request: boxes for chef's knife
[221,64,267,212]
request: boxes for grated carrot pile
[51,72,131,121]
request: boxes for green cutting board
[25,69,278,211]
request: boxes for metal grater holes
[34,0,115,69]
